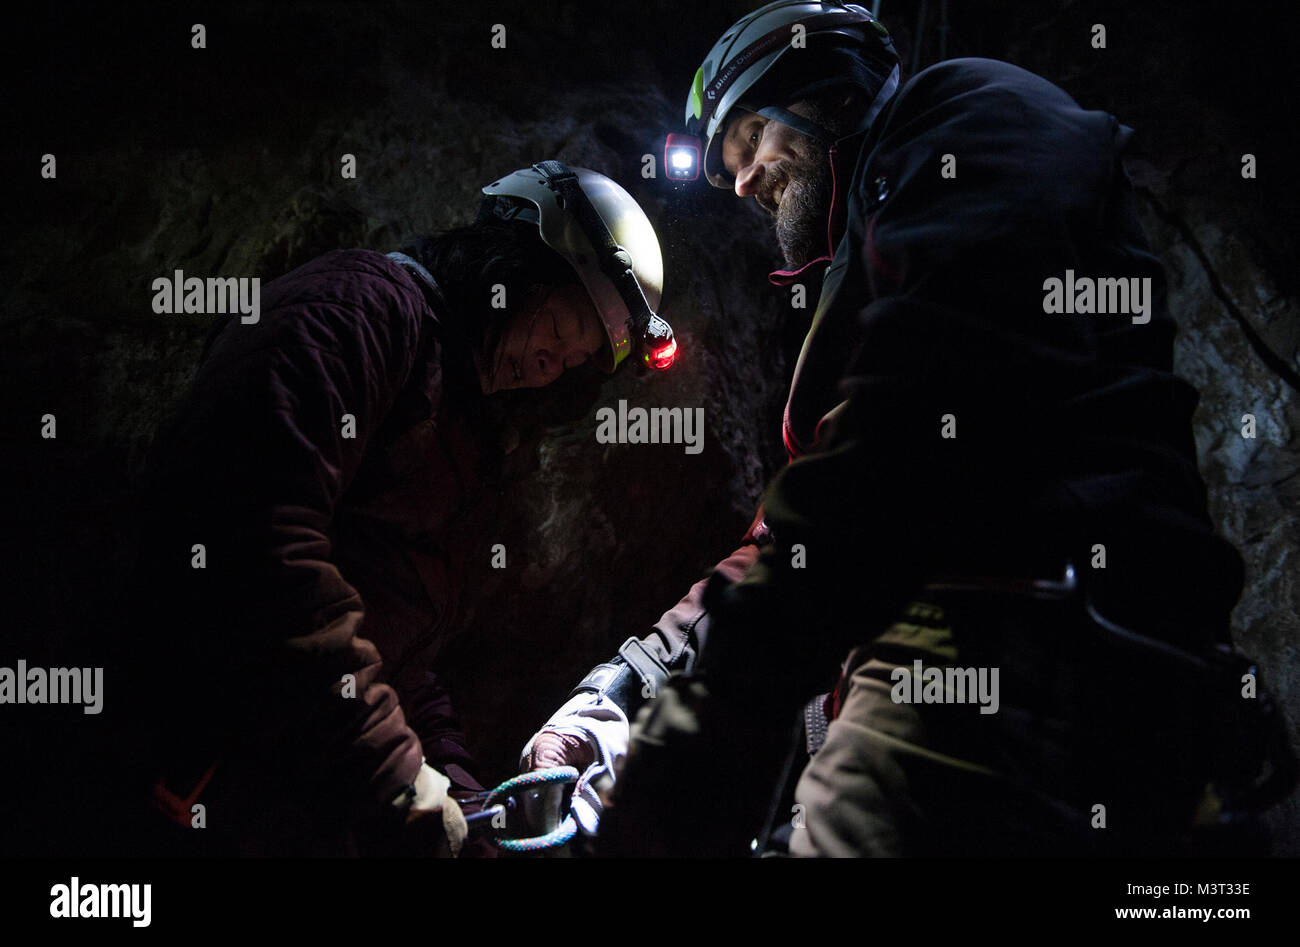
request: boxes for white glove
[520,692,630,834]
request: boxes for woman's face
[480,283,607,393]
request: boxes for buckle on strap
[617,637,670,693]
[568,638,671,711]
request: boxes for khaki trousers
[790,597,1209,857]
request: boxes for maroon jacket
[129,249,492,851]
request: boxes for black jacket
[641,57,1243,700]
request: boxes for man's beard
[771,144,834,270]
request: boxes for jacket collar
[766,126,868,287]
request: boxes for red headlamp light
[640,313,677,371]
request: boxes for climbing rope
[480,766,580,853]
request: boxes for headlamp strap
[531,160,654,337]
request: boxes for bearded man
[522,2,1291,857]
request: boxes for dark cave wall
[3,1,1296,851]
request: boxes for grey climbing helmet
[480,162,675,372]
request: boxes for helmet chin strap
[853,63,901,136]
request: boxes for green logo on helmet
[690,66,705,120]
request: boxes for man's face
[481,283,606,393]
[720,102,833,270]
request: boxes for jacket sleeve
[522,530,759,728]
[139,250,430,812]
[520,539,760,785]
[628,531,762,676]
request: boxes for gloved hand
[401,762,468,857]
[526,730,596,772]
[522,730,610,838]
[519,694,630,837]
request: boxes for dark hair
[401,216,583,360]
